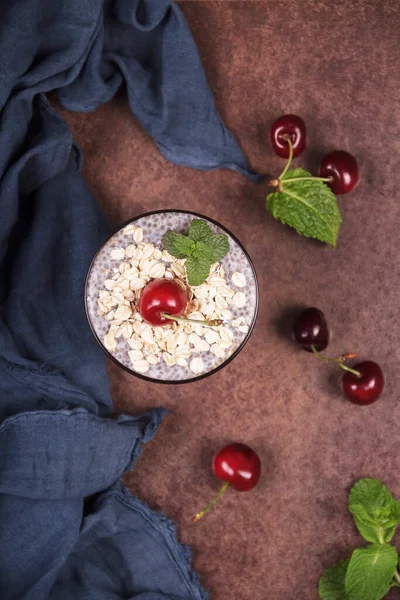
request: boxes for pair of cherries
[270,114,360,195]
[293,307,385,405]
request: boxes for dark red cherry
[342,361,384,405]
[139,278,187,326]
[212,443,262,492]
[293,307,330,352]
[270,114,306,158]
[319,150,360,195]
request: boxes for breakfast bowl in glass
[85,210,259,383]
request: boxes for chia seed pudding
[85,211,258,382]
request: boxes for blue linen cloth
[0,1,257,598]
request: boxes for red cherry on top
[319,150,360,195]
[270,114,306,158]
[213,443,261,492]
[342,361,384,405]
[138,278,187,326]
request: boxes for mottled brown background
[58,1,400,598]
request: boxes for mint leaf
[393,501,400,521]
[345,544,398,600]
[209,234,230,262]
[349,479,400,543]
[319,559,350,600]
[163,231,195,259]
[349,479,397,521]
[353,519,397,545]
[188,219,213,244]
[163,219,230,285]
[185,254,212,287]
[266,168,342,247]
[194,241,214,263]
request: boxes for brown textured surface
[58,2,400,598]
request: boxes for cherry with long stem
[193,443,261,523]
[139,278,223,327]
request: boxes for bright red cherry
[342,361,384,405]
[138,279,187,326]
[293,307,330,352]
[213,443,261,492]
[193,443,261,522]
[319,150,360,195]
[270,114,306,158]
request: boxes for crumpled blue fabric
[0,1,257,599]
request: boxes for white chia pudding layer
[86,211,258,382]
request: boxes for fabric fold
[0,407,166,499]
[50,483,209,600]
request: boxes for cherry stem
[278,136,294,180]
[272,136,333,188]
[193,481,229,523]
[160,313,223,328]
[311,345,361,377]
[280,176,333,184]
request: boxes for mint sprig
[319,479,400,600]
[266,138,342,247]
[162,219,229,286]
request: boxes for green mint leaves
[349,479,400,544]
[188,219,213,244]
[163,232,196,259]
[319,479,400,600]
[345,544,398,600]
[208,234,230,262]
[266,168,342,247]
[318,560,350,600]
[162,219,229,286]
[185,254,212,287]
